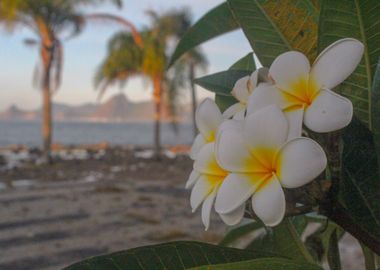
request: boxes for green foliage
[339,117,380,241]
[169,2,239,67]
[0,0,121,36]
[187,258,323,270]
[215,94,238,113]
[63,241,277,270]
[247,218,314,263]
[318,0,380,128]
[327,229,342,270]
[194,70,251,96]
[195,53,256,112]
[219,221,264,246]
[372,59,380,169]
[229,52,256,71]
[227,0,319,66]
[305,220,344,264]
[361,243,377,270]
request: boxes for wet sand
[0,147,365,270]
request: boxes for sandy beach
[0,146,364,270]
[0,146,227,270]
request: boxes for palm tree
[95,30,168,159]
[147,9,208,138]
[183,50,208,138]
[96,9,208,158]
[0,0,141,162]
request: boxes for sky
[0,0,253,110]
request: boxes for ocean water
[0,121,194,147]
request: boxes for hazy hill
[0,93,190,122]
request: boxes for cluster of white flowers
[187,38,364,230]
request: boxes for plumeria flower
[214,105,327,226]
[190,98,223,160]
[224,68,270,120]
[247,38,364,139]
[186,143,245,230]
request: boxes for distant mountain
[92,93,133,121]
[0,105,38,121]
[0,93,190,122]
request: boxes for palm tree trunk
[41,44,53,163]
[189,62,197,138]
[153,76,162,159]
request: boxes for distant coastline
[0,93,191,123]
[0,121,194,148]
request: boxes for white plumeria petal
[201,188,217,230]
[251,176,285,227]
[246,83,285,115]
[219,204,245,226]
[304,89,353,132]
[244,105,288,150]
[194,143,226,176]
[215,172,267,214]
[190,134,207,160]
[284,107,304,140]
[218,118,242,132]
[232,76,250,103]
[277,137,327,188]
[233,109,246,120]
[223,103,245,119]
[310,38,364,89]
[269,51,310,93]
[185,170,201,189]
[250,67,270,90]
[196,98,223,141]
[190,175,214,212]
[215,121,259,173]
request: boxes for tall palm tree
[147,9,208,138]
[96,9,208,158]
[183,50,208,138]
[95,30,168,159]
[0,0,141,162]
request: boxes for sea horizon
[0,120,194,148]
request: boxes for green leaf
[212,53,256,112]
[247,218,314,263]
[229,52,256,71]
[198,53,255,112]
[327,229,342,270]
[169,2,239,67]
[215,94,238,113]
[372,58,380,169]
[305,221,344,263]
[63,241,276,270]
[194,70,251,96]
[361,243,377,270]
[227,0,320,66]
[187,258,323,270]
[219,221,264,246]
[339,117,380,241]
[318,0,380,128]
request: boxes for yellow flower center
[245,147,280,191]
[204,154,228,189]
[281,76,319,111]
[206,131,216,142]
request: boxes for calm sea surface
[0,121,194,147]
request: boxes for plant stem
[327,229,342,270]
[361,242,376,270]
[327,203,380,256]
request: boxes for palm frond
[84,13,143,47]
